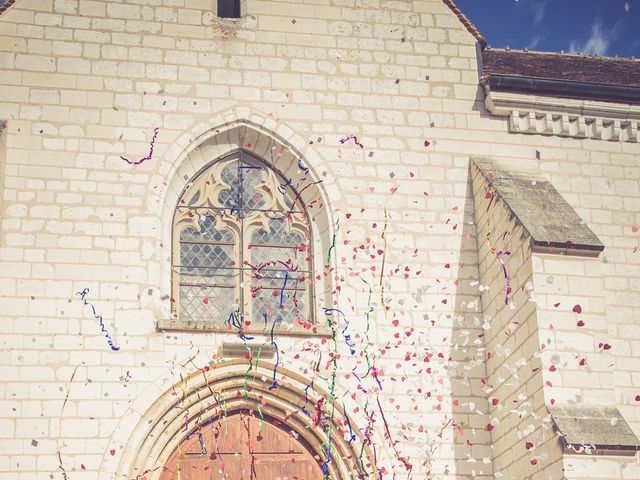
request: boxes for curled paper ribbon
[120,127,159,165]
[279,269,289,308]
[297,158,310,175]
[230,162,264,216]
[321,308,339,478]
[76,288,120,351]
[327,218,340,265]
[339,134,364,149]
[494,248,512,305]
[323,308,356,355]
[268,318,279,391]
[302,381,314,415]
[376,395,413,473]
[342,401,356,444]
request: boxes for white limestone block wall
[0,1,638,479]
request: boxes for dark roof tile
[482,48,640,87]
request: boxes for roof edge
[484,73,640,105]
[442,0,487,49]
[485,47,640,62]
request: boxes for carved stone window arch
[171,149,317,334]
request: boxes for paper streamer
[321,309,339,478]
[327,218,340,264]
[342,401,356,444]
[376,395,413,473]
[268,318,280,391]
[297,158,310,175]
[359,398,376,477]
[323,307,356,355]
[120,127,159,165]
[285,179,323,217]
[302,381,314,415]
[76,288,120,351]
[339,134,364,149]
[359,278,374,378]
[495,248,512,305]
[279,269,289,308]
[379,208,389,316]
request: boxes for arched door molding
[103,359,374,480]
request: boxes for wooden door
[160,413,324,480]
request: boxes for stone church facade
[0,1,639,479]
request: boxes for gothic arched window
[172,150,313,332]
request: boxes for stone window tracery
[172,150,313,332]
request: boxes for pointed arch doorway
[110,360,373,480]
[160,411,324,480]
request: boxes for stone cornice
[484,88,640,142]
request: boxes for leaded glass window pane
[172,151,313,331]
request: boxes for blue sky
[455,0,640,58]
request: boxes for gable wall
[0,1,638,479]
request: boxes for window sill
[157,318,334,337]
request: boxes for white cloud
[517,0,549,25]
[569,21,612,55]
[529,0,548,25]
[527,33,543,50]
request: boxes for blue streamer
[297,158,310,175]
[322,437,333,475]
[302,381,314,415]
[268,318,279,391]
[279,269,289,308]
[278,177,293,195]
[225,308,253,341]
[342,401,357,444]
[76,288,120,351]
[230,161,263,216]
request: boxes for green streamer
[327,218,340,264]
[257,402,265,437]
[253,343,265,436]
[321,310,339,478]
[379,208,389,318]
[359,277,374,378]
[358,396,377,477]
